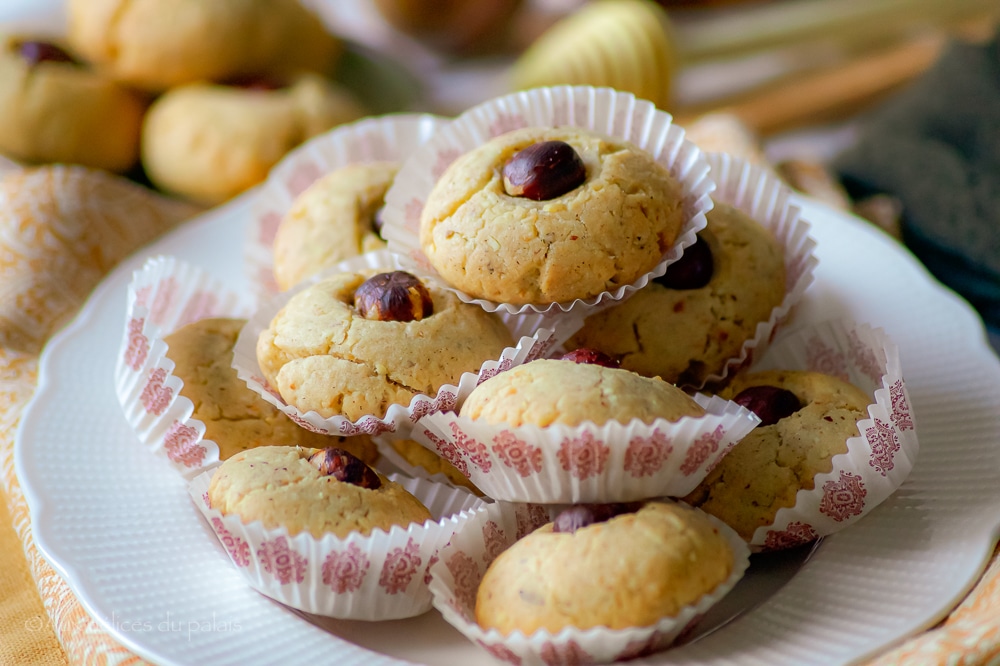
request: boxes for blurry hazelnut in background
[0,35,145,172]
[371,0,525,56]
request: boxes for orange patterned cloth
[2,164,1000,666]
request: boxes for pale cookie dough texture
[141,75,365,205]
[684,369,871,541]
[257,271,514,421]
[273,161,396,291]
[419,126,685,305]
[66,0,341,91]
[0,36,144,172]
[566,202,786,386]
[475,501,734,634]
[459,358,705,427]
[164,317,379,463]
[207,445,432,539]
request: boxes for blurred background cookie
[0,35,145,172]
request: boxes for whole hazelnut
[14,40,76,66]
[307,447,382,489]
[502,140,586,201]
[731,385,802,426]
[654,235,714,290]
[221,74,289,91]
[551,502,641,533]
[559,348,620,368]
[353,271,433,322]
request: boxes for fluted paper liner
[190,471,486,620]
[411,395,760,504]
[689,152,817,389]
[428,500,749,665]
[740,319,918,551]
[380,85,715,316]
[114,256,256,478]
[246,113,451,296]
[233,250,570,442]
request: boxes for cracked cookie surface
[419,126,685,305]
[256,271,514,420]
[459,358,704,427]
[207,445,432,538]
[165,317,379,463]
[475,501,734,633]
[565,202,786,387]
[683,370,871,541]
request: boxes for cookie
[66,0,340,91]
[164,317,379,463]
[565,202,786,386]
[207,445,432,539]
[419,126,685,305]
[683,369,871,540]
[459,358,705,427]
[475,501,734,633]
[141,75,364,205]
[272,161,396,291]
[256,269,514,421]
[0,36,145,172]
[389,438,481,494]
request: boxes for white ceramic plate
[14,184,1000,665]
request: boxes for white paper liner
[190,471,487,620]
[690,152,818,389]
[380,85,715,317]
[246,113,451,297]
[410,394,760,504]
[114,256,256,478]
[741,319,919,551]
[233,250,566,441]
[428,500,750,665]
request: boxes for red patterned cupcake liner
[380,85,714,317]
[189,471,486,620]
[427,500,749,665]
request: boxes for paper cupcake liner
[190,471,487,620]
[742,319,918,551]
[693,151,819,390]
[233,250,563,441]
[246,113,451,297]
[410,394,760,504]
[380,85,715,317]
[428,500,750,665]
[114,256,256,477]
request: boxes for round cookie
[459,358,705,427]
[66,0,341,91]
[256,270,514,421]
[419,126,685,305]
[683,369,871,541]
[475,501,734,634]
[0,36,145,172]
[164,317,378,463]
[273,161,396,291]
[208,445,432,539]
[565,202,786,386]
[141,75,364,205]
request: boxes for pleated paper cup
[114,256,255,477]
[428,500,750,665]
[738,319,918,551]
[233,250,568,442]
[380,85,714,317]
[410,394,760,504]
[190,472,486,620]
[247,113,450,296]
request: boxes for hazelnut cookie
[475,501,735,634]
[256,270,513,421]
[419,126,685,305]
[164,317,378,463]
[208,445,431,539]
[565,202,786,386]
[272,161,396,291]
[683,369,871,541]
